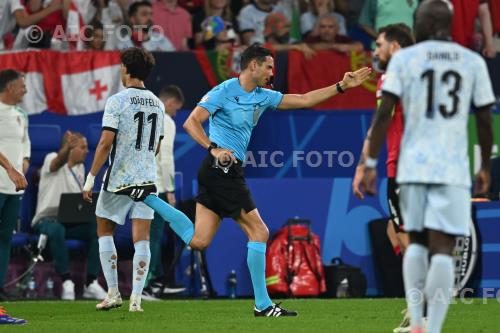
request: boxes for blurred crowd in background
[0,0,498,58]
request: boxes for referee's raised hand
[342,67,372,89]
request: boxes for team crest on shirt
[253,104,263,125]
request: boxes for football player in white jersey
[359,1,495,333]
[83,47,164,312]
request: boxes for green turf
[1,298,499,332]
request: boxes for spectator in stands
[92,0,126,27]
[79,20,106,50]
[152,0,192,51]
[198,16,238,50]
[451,0,497,58]
[31,131,107,301]
[300,0,347,39]
[13,0,72,49]
[192,0,234,48]
[358,0,417,42]
[263,12,316,59]
[238,0,278,45]
[178,0,204,13]
[0,0,63,50]
[114,1,175,51]
[143,85,187,299]
[306,14,363,52]
[0,70,30,301]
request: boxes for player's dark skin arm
[474,106,494,194]
[360,92,398,195]
[82,130,115,202]
[367,92,397,160]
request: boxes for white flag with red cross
[0,50,123,115]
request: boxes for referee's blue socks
[247,242,273,310]
[144,195,194,245]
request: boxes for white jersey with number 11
[101,87,165,192]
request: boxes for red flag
[287,50,378,110]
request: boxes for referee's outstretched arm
[277,67,372,109]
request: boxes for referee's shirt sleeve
[381,52,404,98]
[102,95,120,132]
[197,86,224,115]
[264,89,284,111]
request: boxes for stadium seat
[10,233,29,248]
[64,239,86,251]
[28,124,62,166]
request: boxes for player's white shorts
[95,190,154,224]
[399,184,471,236]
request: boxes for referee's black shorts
[387,177,405,232]
[196,153,256,219]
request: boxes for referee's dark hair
[121,47,156,81]
[378,24,415,48]
[0,69,23,93]
[240,43,273,70]
[159,85,185,104]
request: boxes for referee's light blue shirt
[197,78,283,161]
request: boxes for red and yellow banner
[287,50,379,110]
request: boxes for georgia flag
[0,50,123,115]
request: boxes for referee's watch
[336,81,345,94]
[207,142,218,153]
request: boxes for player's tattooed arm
[83,130,115,202]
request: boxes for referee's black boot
[254,302,298,317]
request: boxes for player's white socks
[403,243,429,329]
[132,240,151,297]
[98,236,119,296]
[425,254,454,333]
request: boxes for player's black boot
[254,303,298,317]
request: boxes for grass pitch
[1,298,499,333]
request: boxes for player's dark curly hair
[240,43,273,70]
[120,47,155,81]
[378,24,415,48]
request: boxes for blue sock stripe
[247,241,266,253]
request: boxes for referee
[183,44,372,317]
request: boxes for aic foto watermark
[243,150,355,168]
[213,150,356,170]
[407,287,500,305]
[24,24,165,44]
